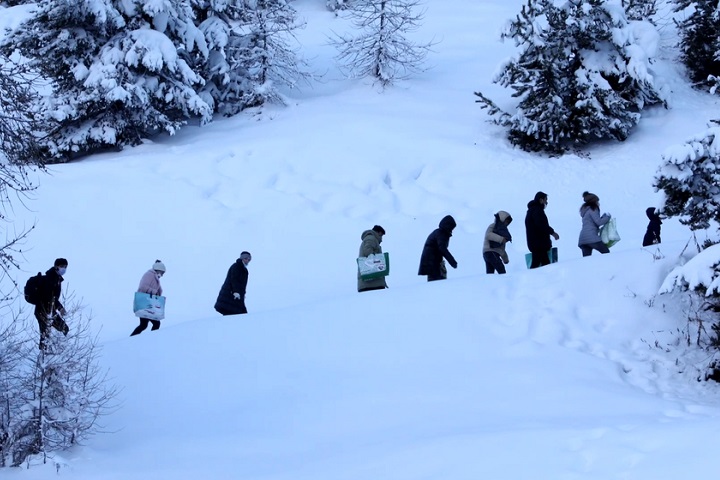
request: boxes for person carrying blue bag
[131,260,166,336]
[525,192,560,268]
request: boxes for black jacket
[642,207,662,247]
[37,267,65,316]
[214,259,249,315]
[525,200,556,252]
[418,215,458,277]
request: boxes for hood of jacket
[646,207,662,222]
[527,199,544,210]
[495,211,512,224]
[361,229,382,243]
[438,215,457,233]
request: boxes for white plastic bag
[357,253,390,280]
[600,217,621,247]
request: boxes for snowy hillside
[4,0,720,478]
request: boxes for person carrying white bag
[357,225,388,292]
[578,191,612,257]
[131,260,166,336]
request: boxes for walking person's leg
[130,318,150,336]
[592,242,610,254]
[150,320,161,331]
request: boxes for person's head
[534,191,548,207]
[496,211,512,225]
[439,215,457,232]
[582,191,600,210]
[54,258,68,275]
[240,251,252,266]
[372,225,386,236]
[153,260,166,277]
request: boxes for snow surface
[5,0,720,478]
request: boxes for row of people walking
[358,190,663,291]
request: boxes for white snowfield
[4,0,720,478]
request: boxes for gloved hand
[450,260,458,269]
[233,292,242,300]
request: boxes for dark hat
[534,191,548,202]
[54,258,68,267]
[240,251,252,261]
[372,225,386,235]
[582,191,599,204]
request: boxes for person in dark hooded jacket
[35,258,69,351]
[642,207,662,247]
[358,225,388,292]
[525,192,559,269]
[214,252,251,315]
[418,215,458,281]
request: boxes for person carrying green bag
[578,191,611,257]
[357,225,388,292]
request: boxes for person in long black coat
[418,215,458,281]
[642,207,662,247]
[525,192,559,269]
[214,252,251,315]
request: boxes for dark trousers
[530,249,550,269]
[359,286,386,292]
[580,242,610,257]
[131,318,161,336]
[483,251,506,274]
[34,307,69,351]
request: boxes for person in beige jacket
[483,211,512,274]
[357,225,388,292]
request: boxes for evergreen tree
[475,0,666,154]
[330,0,433,87]
[239,0,311,105]
[654,124,720,231]
[7,303,116,467]
[673,0,720,89]
[3,0,212,159]
[194,0,260,115]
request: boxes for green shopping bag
[525,247,558,269]
[357,252,390,280]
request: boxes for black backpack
[24,272,44,305]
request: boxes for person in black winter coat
[418,215,458,281]
[525,192,560,269]
[642,207,662,247]
[214,252,251,315]
[35,258,69,351]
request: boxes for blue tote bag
[133,292,166,321]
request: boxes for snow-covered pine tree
[9,303,116,467]
[475,0,666,154]
[330,0,433,87]
[327,0,356,12]
[238,0,311,105]
[0,320,24,467]
[2,0,212,160]
[194,0,260,115]
[654,124,720,231]
[673,0,720,90]
[622,0,657,21]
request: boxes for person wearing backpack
[33,258,69,351]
